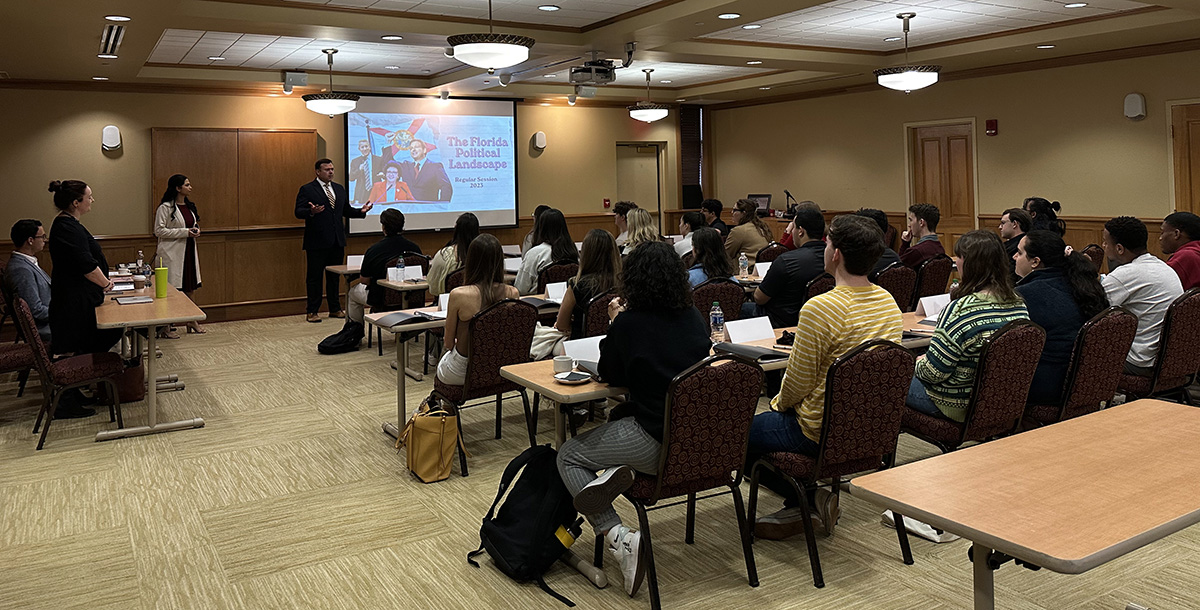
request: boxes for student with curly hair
[556,241,711,598]
[1023,197,1067,236]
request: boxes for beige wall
[0,90,677,237]
[709,49,1200,219]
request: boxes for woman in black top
[556,241,711,597]
[553,229,620,339]
[47,180,124,357]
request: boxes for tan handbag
[396,401,468,483]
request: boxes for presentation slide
[345,96,517,234]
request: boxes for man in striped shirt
[747,215,904,540]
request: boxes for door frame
[902,117,980,230]
[1166,97,1200,213]
[616,140,668,232]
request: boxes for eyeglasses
[32,235,47,241]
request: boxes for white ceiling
[280,0,663,28]
[148,30,464,74]
[702,0,1152,52]
[540,61,771,88]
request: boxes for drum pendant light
[303,49,359,115]
[874,13,940,93]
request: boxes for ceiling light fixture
[1064,2,1087,7]
[661,80,672,83]
[381,35,403,41]
[1036,44,1056,49]
[759,86,771,90]
[746,60,763,65]
[567,94,576,105]
[98,54,118,59]
[874,13,940,93]
[440,90,451,101]
[447,0,534,74]
[302,48,359,116]
[544,74,555,77]
[208,56,225,61]
[104,15,131,22]
[885,36,902,42]
[538,4,560,10]
[92,76,109,81]
[718,13,741,20]
[385,65,400,70]
[628,68,669,123]
[742,24,762,30]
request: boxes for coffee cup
[132,275,146,289]
[553,355,573,373]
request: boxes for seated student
[701,198,729,238]
[908,231,1029,421]
[556,241,711,597]
[1159,211,1200,290]
[746,215,902,540]
[779,201,821,249]
[621,208,659,256]
[686,227,736,288]
[898,203,945,269]
[346,209,421,325]
[516,208,578,295]
[554,229,621,340]
[741,207,826,328]
[1101,216,1184,376]
[1024,197,1067,236]
[854,208,900,278]
[1014,230,1109,404]
[999,207,1032,279]
[613,200,637,247]
[6,219,52,343]
[674,211,705,257]
[724,199,773,265]
[437,234,520,386]
[520,205,551,255]
[427,213,479,296]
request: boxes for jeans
[906,376,949,419]
[745,411,819,508]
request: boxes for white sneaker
[573,465,635,516]
[606,525,645,596]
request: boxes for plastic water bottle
[738,252,749,277]
[710,301,725,343]
[395,256,405,280]
[136,250,144,274]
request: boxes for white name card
[546,282,567,303]
[916,293,952,321]
[439,293,450,311]
[404,265,424,281]
[346,254,364,268]
[503,258,522,274]
[725,316,775,344]
[501,244,521,257]
[754,261,772,279]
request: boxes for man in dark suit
[348,139,384,205]
[5,219,52,342]
[295,158,373,323]
[400,139,453,202]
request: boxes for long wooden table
[850,399,1200,610]
[94,284,207,441]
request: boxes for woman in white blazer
[154,174,204,335]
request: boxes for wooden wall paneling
[1173,103,1200,215]
[191,235,228,306]
[236,130,317,229]
[151,129,240,230]
[225,231,307,302]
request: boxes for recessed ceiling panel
[280,0,665,28]
[701,0,1152,52]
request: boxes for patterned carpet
[0,315,1196,609]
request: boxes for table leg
[383,330,407,439]
[554,399,566,449]
[147,328,158,427]
[94,324,205,442]
[972,544,995,610]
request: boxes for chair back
[912,254,953,309]
[805,273,835,300]
[12,298,53,382]
[815,340,915,479]
[1052,306,1137,422]
[645,354,764,503]
[1080,244,1105,274]
[961,319,1046,443]
[692,278,744,323]
[537,261,579,294]
[581,289,618,338]
[403,252,432,274]
[755,242,788,264]
[444,268,466,293]
[1148,288,1200,392]
[883,224,898,250]
[681,251,695,269]
[874,262,917,313]
[461,299,539,399]
[379,256,408,310]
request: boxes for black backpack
[467,445,583,607]
[317,320,364,355]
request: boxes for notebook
[115,296,153,305]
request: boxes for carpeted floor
[0,315,1196,609]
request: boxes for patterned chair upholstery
[1117,288,1200,402]
[421,268,467,373]
[902,320,1046,453]
[536,261,579,294]
[13,298,126,450]
[805,273,835,300]
[748,340,917,588]
[580,289,617,339]
[874,262,917,313]
[911,254,954,310]
[755,242,789,264]
[0,339,34,398]
[884,224,898,251]
[432,299,538,476]
[600,355,763,610]
[681,251,695,269]
[1080,244,1105,274]
[692,278,744,323]
[1025,307,1137,426]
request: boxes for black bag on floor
[467,444,583,607]
[317,320,364,355]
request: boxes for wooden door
[616,143,662,231]
[1173,103,1200,214]
[910,123,976,254]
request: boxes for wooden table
[849,399,1200,610]
[324,264,360,277]
[500,360,628,448]
[94,284,207,441]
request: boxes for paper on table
[403,265,424,281]
[725,316,775,344]
[421,309,448,319]
[116,296,154,305]
[563,335,603,364]
[502,244,521,257]
[546,282,567,303]
[503,258,522,274]
[916,293,952,321]
[111,282,134,292]
[753,261,772,280]
[346,255,364,268]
